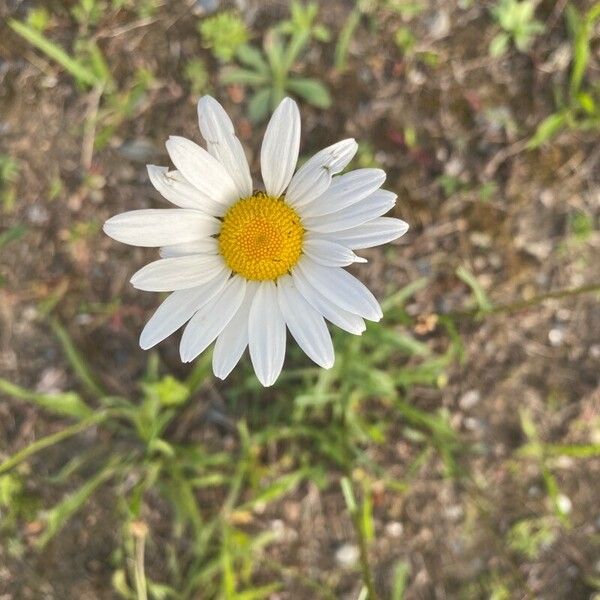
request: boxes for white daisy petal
[291,268,366,335]
[302,237,366,267]
[303,189,397,233]
[130,255,227,292]
[285,138,358,208]
[180,275,246,362]
[295,257,382,322]
[197,96,253,198]
[260,97,301,197]
[165,136,239,206]
[212,281,259,380]
[277,275,334,369]
[103,209,219,247]
[299,169,387,218]
[159,238,218,258]
[139,270,229,349]
[321,217,409,249]
[248,281,286,387]
[147,165,225,215]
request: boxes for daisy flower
[103,96,408,386]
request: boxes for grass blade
[0,377,92,419]
[9,19,100,88]
[50,318,106,398]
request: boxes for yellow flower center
[218,192,304,281]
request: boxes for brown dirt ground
[1,0,599,598]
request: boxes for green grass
[0,279,465,598]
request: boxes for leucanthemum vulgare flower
[103,96,408,386]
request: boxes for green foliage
[199,11,249,62]
[222,2,331,121]
[569,210,594,241]
[0,154,19,213]
[335,9,361,71]
[0,277,464,596]
[456,265,493,313]
[9,18,106,88]
[489,0,544,56]
[528,3,600,147]
[26,6,51,31]
[184,57,210,95]
[507,517,556,559]
[71,0,104,29]
[394,26,417,54]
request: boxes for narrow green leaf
[9,19,100,88]
[236,44,270,75]
[0,224,27,249]
[248,88,272,123]
[527,112,567,148]
[50,318,106,398]
[0,412,108,475]
[335,9,360,70]
[286,77,331,108]
[37,460,116,547]
[456,265,493,312]
[391,561,411,600]
[220,67,268,86]
[0,377,92,419]
[340,477,357,513]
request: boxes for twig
[449,281,600,320]
[483,138,529,178]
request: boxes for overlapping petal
[299,169,386,218]
[197,96,253,198]
[180,276,246,362]
[139,270,229,349]
[286,139,358,208]
[165,136,239,207]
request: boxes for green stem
[339,377,378,599]
[0,411,108,475]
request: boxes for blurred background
[1,0,599,598]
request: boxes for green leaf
[489,32,509,57]
[235,44,270,75]
[9,19,102,88]
[0,412,108,475]
[392,561,411,600]
[335,9,360,70]
[220,68,268,87]
[340,477,357,513]
[143,375,189,407]
[526,112,567,148]
[0,224,27,249]
[286,77,332,108]
[50,318,106,398]
[37,460,116,547]
[248,88,272,123]
[456,265,493,312]
[0,377,92,419]
[576,91,596,115]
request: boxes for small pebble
[548,328,565,347]
[335,543,359,569]
[556,494,572,515]
[385,521,404,538]
[459,389,481,410]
